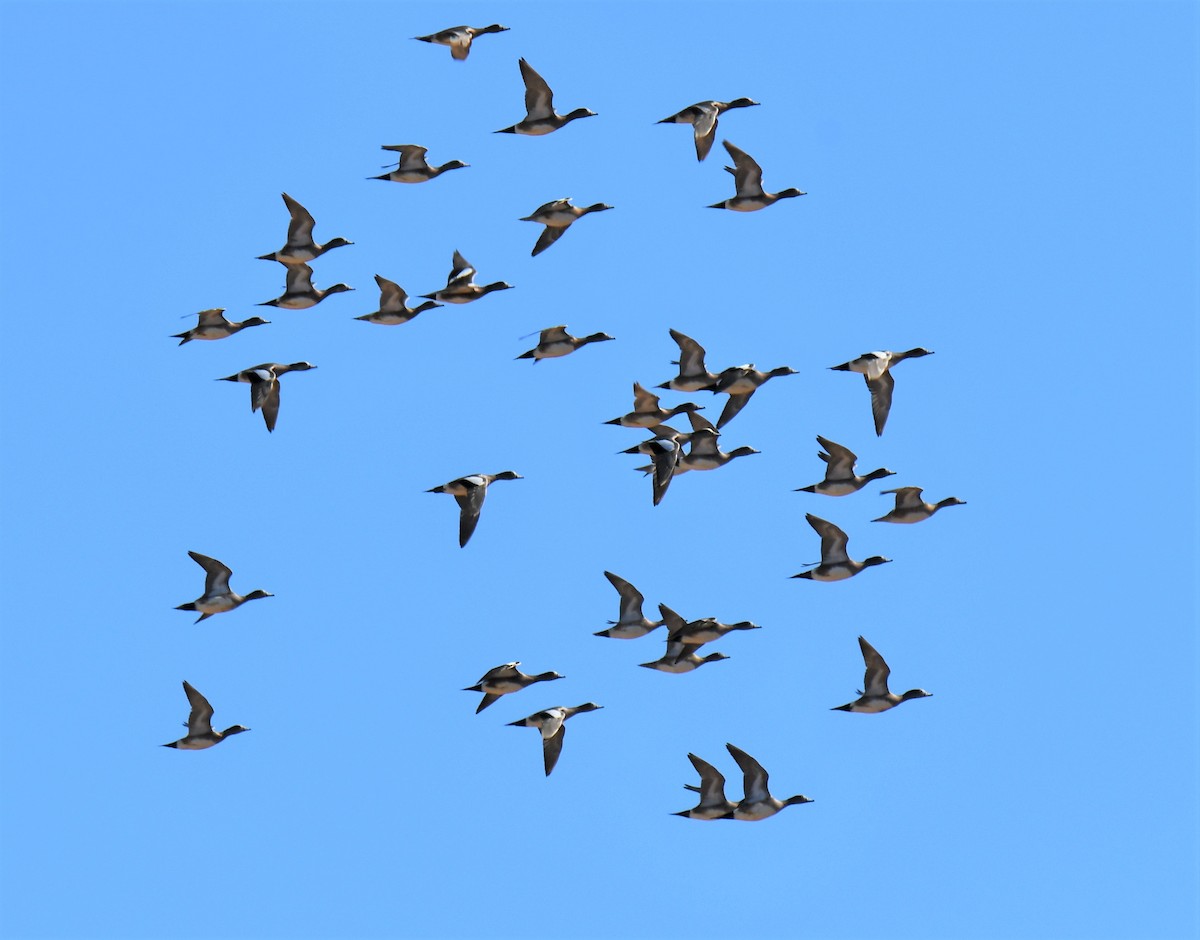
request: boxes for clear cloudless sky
[1,2,1197,939]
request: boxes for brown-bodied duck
[172,308,269,345]
[495,59,597,135]
[674,753,739,819]
[520,198,613,256]
[516,325,614,361]
[667,612,761,646]
[658,98,760,161]
[795,435,895,496]
[256,193,352,264]
[412,23,508,60]
[711,365,797,428]
[426,471,522,547]
[371,145,468,183]
[833,636,932,713]
[606,382,703,429]
[642,606,730,672]
[658,329,721,392]
[421,251,513,304]
[257,262,353,309]
[162,681,249,750]
[790,513,891,582]
[175,551,272,623]
[726,743,813,820]
[355,275,441,325]
[708,140,805,211]
[464,662,564,714]
[679,428,760,471]
[217,361,316,433]
[594,571,664,639]
[507,703,603,776]
[874,487,966,523]
[829,348,934,436]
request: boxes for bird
[725,743,813,820]
[256,193,352,264]
[710,365,797,428]
[516,325,614,361]
[355,275,441,325]
[507,703,603,776]
[594,571,664,639]
[217,361,316,433]
[874,487,967,523]
[162,681,249,750]
[174,551,272,623]
[667,612,761,646]
[790,513,891,581]
[426,471,522,547]
[172,308,269,345]
[832,636,932,713]
[257,263,353,309]
[657,329,721,392]
[657,98,760,161]
[519,198,613,256]
[674,753,738,819]
[795,435,896,496]
[605,383,703,429]
[370,145,468,183]
[829,348,935,436]
[464,662,564,714]
[678,428,759,472]
[642,608,730,672]
[495,58,597,135]
[708,140,805,211]
[412,23,508,60]
[421,251,513,304]
[645,436,683,506]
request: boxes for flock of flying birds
[162,22,966,820]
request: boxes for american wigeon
[658,329,721,392]
[495,59,596,135]
[371,145,468,183]
[829,348,934,436]
[832,636,932,713]
[507,703,603,776]
[874,487,966,523]
[674,753,738,819]
[426,471,523,547]
[257,263,353,309]
[464,662,564,714]
[795,436,895,496]
[172,309,269,345]
[519,198,613,256]
[726,743,813,820]
[421,251,513,304]
[790,514,891,581]
[516,325,614,361]
[162,681,249,750]
[355,275,441,325]
[594,571,664,639]
[256,193,352,264]
[658,98,760,161]
[606,383,703,429]
[708,140,805,211]
[217,361,316,433]
[711,365,797,428]
[412,23,508,60]
[175,551,272,623]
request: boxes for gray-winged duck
[355,275,441,325]
[175,551,272,623]
[507,703,603,776]
[257,262,353,309]
[833,636,932,713]
[172,309,269,345]
[674,753,738,819]
[658,98,760,161]
[256,193,352,264]
[795,435,895,496]
[516,325,614,361]
[162,681,249,750]
[830,348,934,436]
[711,365,797,428]
[495,59,596,135]
[606,383,703,429]
[421,251,513,304]
[371,145,468,183]
[218,361,316,433]
[790,514,891,581]
[594,571,664,639]
[427,471,522,547]
[726,743,813,820]
[464,662,564,714]
[658,329,721,392]
[520,198,613,256]
[873,487,966,523]
[709,140,805,211]
[412,23,508,60]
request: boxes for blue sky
[1,2,1197,938]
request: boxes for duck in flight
[832,636,932,713]
[829,348,934,436]
[172,308,269,345]
[162,681,249,749]
[426,471,522,547]
[710,364,797,428]
[257,263,353,309]
[464,662,564,714]
[217,361,316,433]
[256,193,352,264]
[657,329,721,393]
[725,743,813,820]
[674,752,738,819]
[175,551,272,623]
[421,251,513,304]
[794,435,895,496]
[657,98,759,161]
[412,23,509,60]
[495,59,597,135]
[355,275,441,325]
[371,145,468,183]
[519,198,613,256]
[790,514,891,582]
[594,571,664,639]
[516,325,614,361]
[708,140,805,211]
[874,487,966,523]
[507,703,603,776]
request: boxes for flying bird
[829,348,935,436]
[873,487,966,523]
[426,471,523,547]
[657,329,721,392]
[256,193,352,264]
[725,743,813,820]
[516,325,614,361]
[421,251,513,304]
[657,98,760,161]
[674,753,738,819]
[172,308,269,345]
[174,551,272,623]
[412,23,509,60]
[507,704,603,776]
[162,681,249,750]
[710,364,797,428]
[519,198,613,256]
[464,662,564,714]
[217,361,316,433]
[495,58,597,135]
[708,140,806,211]
[371,145,468,183]
[794,435,896,496]
[594,571,664,640]
[605,382,703,429]
[790,514,891,582]
[257,263,353,309]
[832,636,932,713]
[355,275,441,325]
